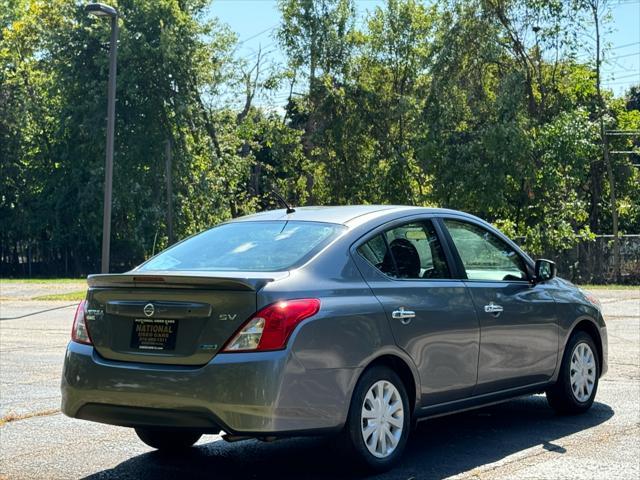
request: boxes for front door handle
[484,302,504,316]
[392,307,416,325]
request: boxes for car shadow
[82,395,614,480]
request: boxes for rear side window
[138,221,345,272]
[357,234,394,276]
[358,220,451,279]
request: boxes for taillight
[71,299,92,345]
[222,299,320,352]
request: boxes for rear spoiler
[87,271,289,291]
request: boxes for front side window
[443,219,527,282]
[138,221,345,272]
[358,221,451,279]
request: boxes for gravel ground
[0,283,638,480]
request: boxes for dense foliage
[1,0,638,277]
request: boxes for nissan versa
[61,205,607,471]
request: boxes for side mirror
[534,259,556,283]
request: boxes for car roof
[230,205,467,227]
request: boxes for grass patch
[577,284,639,291]
[0,278,86,284]
[32,291,86,301]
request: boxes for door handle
[392,307,416,325]
[484,302,504,316]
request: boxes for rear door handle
[484,302,504,316]
[392,307,416,324]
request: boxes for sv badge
[219,313,237,321]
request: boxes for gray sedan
[61,205,607,472]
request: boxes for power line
[607,51,640,60]
[611,41,640,50]
[603,80,640,86]
[576,43,640,60]
[237,24,278,45]
[603,69,640,75]
[241,43,277,61]
[608,58,636,71]
[603,72,640,80]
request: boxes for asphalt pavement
[0,283,638,480]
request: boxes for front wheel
[546,331,599,414]
[135,428,202,451]
[341,366,411,472]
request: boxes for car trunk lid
[84,271,287,366]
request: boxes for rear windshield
[137,221,345,272]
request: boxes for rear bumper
[61,341,357,435]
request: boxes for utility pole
[588,0,624,283]
[86,3,119,273]
[165,139,175,246]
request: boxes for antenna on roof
[271,190,296,214]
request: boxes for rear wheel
[135,428,202,451]
[341,366,410,472]
[546,331,599,414]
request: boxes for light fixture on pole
[86,2,118,273]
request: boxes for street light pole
[86,3,118,273]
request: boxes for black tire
[135,428,202,451]
[340,366,411,473]
[546,331,599,415]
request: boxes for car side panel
[434,215,560,394]
[463,281,559,394]
[344,215,480,406]
[544,278,608,379]
[258,243,422,417]
[370,280,480,405]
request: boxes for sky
[207,0,640,107]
